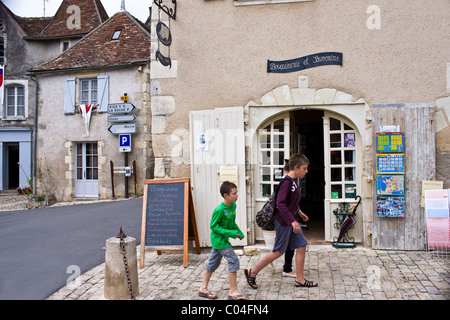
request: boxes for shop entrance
[291,110,325,243]
[255,108,362,244]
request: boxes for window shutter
[63,77,76,114]
[97,75,109,113]
[189,107,247,247]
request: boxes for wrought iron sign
[156,21,172,46]
[154,0,176,20]
[156,50,171,67]
[267,52,343,73]
[154,0,175,68]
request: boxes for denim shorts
[272,218,308,254]
[205,246,240,273]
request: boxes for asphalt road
[0,198,143,300]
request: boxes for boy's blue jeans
[205,246,240,273]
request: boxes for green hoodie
[210,202,244,249]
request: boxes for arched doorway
[253,108,363,244]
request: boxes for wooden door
[371,103,435,250]
[190,107,247,247]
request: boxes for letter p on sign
[119,134,131,152]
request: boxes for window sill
[2,116,27,121]
[234,0,314,6]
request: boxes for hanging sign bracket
[154,0,176,20]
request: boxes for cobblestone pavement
[2,191,448,301]
[0,190,29,211]
[48,245,449,301]
[0,190,127,212]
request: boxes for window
[80,78,98,105]
[0,37,5,65]
[111,29,121,40]
[62,41,70,52]
[64,76,108,114]
[328,117,357,199]
[5,85,25,117]
[77,142,98,180]
[258,116,290,197]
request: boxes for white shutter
[63,78,76,114]
[97,75,109,113]
[190,107,247,247]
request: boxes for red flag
[0,66,3,88]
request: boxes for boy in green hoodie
[198,181,246,300]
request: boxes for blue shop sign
[267,52,343,73]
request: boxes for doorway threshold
[72,198,99,201]
[307,239,329,245]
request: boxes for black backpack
[255,176,294,230]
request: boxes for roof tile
[30,11,151,72]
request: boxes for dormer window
[111,29,122,40]
[63,41,70,51]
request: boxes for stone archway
[244,77,374,246]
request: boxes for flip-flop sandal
[244,268,258,289]
[295,279,318,288]
[198,291,218,299]
[228,294,246,300]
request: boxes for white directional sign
[107,103,135,114]
[108,123,136,134]
[107,115,136,122]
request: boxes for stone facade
[30,10,153,201]
[0,0,108,191]
[148,0,450,249]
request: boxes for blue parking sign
[119,134,131,147]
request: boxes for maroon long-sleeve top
[275,176,301,226]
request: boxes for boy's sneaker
[282,271,296,278]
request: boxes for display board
[376,153,405,174]
[139,178,200,268]
[376,175,405,196]
[377,196,406,217]
[376,132,404,152]
[376,131,406,218]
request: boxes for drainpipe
[29,74,38,196]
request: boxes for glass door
[258,115,290,198]
[75,142,98,198]
[323,112,361,242]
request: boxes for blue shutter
[97,75,109,113]
[63,78,76,114]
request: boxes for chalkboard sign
[140,178,200,268]
[145,181,185,247]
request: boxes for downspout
[29,74,38,195]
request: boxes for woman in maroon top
[245,154,318,289]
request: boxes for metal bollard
[104,228,139,300]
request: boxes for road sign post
[107,103,135,114]
[107,101,137,198]
[107,115,136,122]
[108,123,136,134]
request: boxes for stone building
[147,0,450,250]
[0,0,108,191]
[29,9,152,201]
